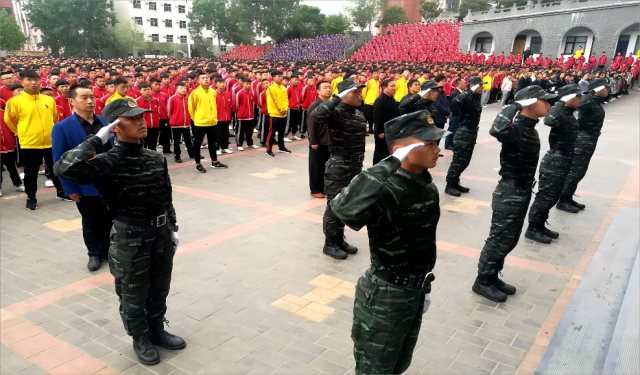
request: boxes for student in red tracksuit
[258,79,271,147]
[235,78,257,150]
[214,77,233,154]
[168,82,193,162]
[135,82,161,150]
[286,75,303,140]
[93,76,109,99]
[150,78,171,153]
[54,79,73,122]
[300,76,317,137]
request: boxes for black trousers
[372,135,390,165]
[286,108,302,136]
[259,114,270,145]
[159,119,172,153]
[1,151,22,188]
[171,128,193,158]
[192,126,218,164]
[237,119,255,147]
[363,105,374,132]
[435,122,446,146]
[76,196,113,258]
[309,144,330,194]
[216,122,230,150]
[20,148,62,199]
[267,117,286,152]
[145,128,160,150]
[300,109,308,134]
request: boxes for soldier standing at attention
[54,99,185,366]
[473,86,557,303]
[331,110,449,374]
[444,76,484,196]
[525,85,582,243]
[311,78,367,260]
[556,78,610,212]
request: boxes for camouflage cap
[514,85,557,101]
[558,84,583,97]
[588,78,610,91]
[384,110,451,142]
[337,78,365,93]
[102,98,151,124]
[420,80,439,91]
[467,76,484,85]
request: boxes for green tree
[496,0,527,8]
[457,0,491,21]
[0,9,27,51]
[418,0,443,23]
[113,19,146,54]
[346,0,383,33]
[322,14,352,36]
[288,5,325,38]
[23,0,116,57]
[188,0,253,55]
[242,0,300,42]
[380,5,409,27]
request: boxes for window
[150,18,158,26]
[133,0,141,9]
[475,37,492,53]
[166,35,174,42]
[148,1,156,10]
[165,19,172,27]
[135,17,143,25]
[564,36,588,54]
[220,45,227,53]
[151,34,159,42]
[164,3,171,12]
[178,5,186,13]
[179,36,187,44]
[530,36,542,54]
[207,37,213,45]
[179,21,187,29]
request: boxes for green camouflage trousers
[109,219,175,337]
[446,127,477,184]
[323,156,362,238]
[561,133,598,199]
[479,182,532,276]
[528,152,571,225]
[352,267,424,374]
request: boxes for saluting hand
[96,120,119,145]
[392,142,424,163]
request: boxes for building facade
[2,0,46,53]
[459,0,639,64]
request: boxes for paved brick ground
[1,92,638,374]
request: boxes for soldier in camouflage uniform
[556,78,610,212]
[525,85,582,243]
[473,86,557,303]
[398,80,440,116]
[445,76,484,196]
[311,78,367,260]
[332,110,450,374]
[54,99,185,366]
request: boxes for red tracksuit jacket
[216,90,232,123]
[136,96,160,128]
[55,96,73,122]
[168,94,191,128]
[235,89,254,121]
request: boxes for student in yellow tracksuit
[105,77,134,105]
[331,68,346,96]
[265,70,290,156]
[4,70,65,209]
[393,70,410,102]
[361,70,380,133]
[187,72,226,172]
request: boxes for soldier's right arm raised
[53,136,107,186]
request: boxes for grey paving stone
[279,345,317,364]
[55,328,91,346]
[482,349,522,368]
[78,340,113,358]
[450,360,493,375]
[17,365,48,374]
[168,354,206,373]
[99,352,137,372]
[238,355,277,374]
[1,354,34,374]
[457,352,497,372]
[196,358,249,374]
[0,343,14,359]
[493,362,518,374]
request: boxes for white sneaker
[16,184,25,192]
[222,149,234,154]
[292,136,302,141]
[216,150,222,155]
[238,147,245,151]
[19,173,24,180]
[157,144,163,148]
[38,170,46,175]
[283,138,292,143]
[200,145,208,149]
[254,128,259,133]
[45,180,54,188]
[250,145,259,149]
[0,189,2,197]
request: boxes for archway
[559,26,595,58]
[511,29,543,58]
[469,31,496,54]
[615,22,639,58]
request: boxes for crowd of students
[264,35,359,61]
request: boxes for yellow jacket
[331,77,343,96]
[575,49,583,59]
[418,77,426,84]
[482,75,492,91]
[266,83,288,118]
[105,92,134,105]
[362,79,380,106]
[4,92,57,149]
[188,86,218,126]
[394,77,408,102]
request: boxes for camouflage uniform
[446,89,482,185]
[398,93,438,117]
[54,135,177,337]
[331,156,439,374]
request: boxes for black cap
[420,80,439,91]
[557,84,582,97]
[467,76,484,85]
[384,110,450,142]
[514,86,557,101]
[588,78,610,91]
[337,78,365,94]
[102,98,151,124]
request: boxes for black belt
[373,268,435,289]
[332,153,365,163]
[500,178,536,190]
[549,149,570,156]
[116,213,167,227]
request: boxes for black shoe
[494,276,516,295]
[438,153,444,157]
[266,151,275,157]
[195,164,207,173]
[323,237,348,260]
[211,161,228,168]
[570,199,585,210]
[278,148,292,153]
[472,277,507,302]
[455,183,470,193]
[300,134,306,139]
[87,256,101,272]
[525,226,552,244]
[260,143,267,147]
[174,156,182,163]
[56,195,73,202]
[149,329,186,350]
[335,231,358,254]
[368,129,374,134]
[26,198,38,210]
[540,226,559,239]
[133,333,160,366]
[445,184,461,197]
[556,198,579,213]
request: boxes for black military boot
[323,236,347,260]
[335,230,358,254]
[540,225,559,239]
[444,183,461,197]
[133,333,160,366]
[455,181,470,193]
[525,224,552,244]
[570,198,586,210]
[556,198,579,213]
[494,273,516,295]
[472,275,507,302]
[149,328,186,350]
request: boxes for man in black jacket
[516,72,532,93]
[432,75,451,147]
[372,79,400,164]
[522,47,532,64]
[445,78,466,149]
[307,81,333,198]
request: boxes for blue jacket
[52,114,114,196]
[433,90,450,124]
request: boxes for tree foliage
[347,0,383,32]
[23,0,116,57]
[322,14,352,36]
[0,9,27,51]
[113,19,146,54]
[380,5,409,27]
[496,0,528,8]
[457,0,491,21]
[418,0,443,23]
[245,0,301,42]
[188,0,253,53]
[288,5,325,38]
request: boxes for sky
[301,0,353,15]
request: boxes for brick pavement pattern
[1,94,638,374]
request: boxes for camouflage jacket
[398,94,438,117]
[490,105,540,182]
[331,156,439,275]
[310,96,366,155]
[53,136,177,225]
[450,90,482,129]
[577,94,606,134]
[543,101,579,152]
